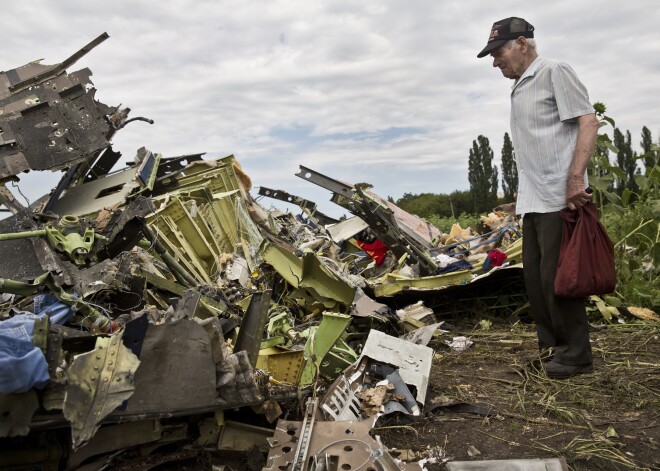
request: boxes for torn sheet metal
[257,310,354,386]
[0,223,57,281]
[300,252,356,308]
[396,300,438,332]
[119,319,217,416]
[114,317,261,417]
[325,216,369,244]
[300,312,352,386]
[63,331,140,449]
[445,457,568,471]
[256,347,306,384]
[263,408,422,471]
[0,34,120,178]
[359,330,433,405]
[319,329,433,422]
[374,269,473,297]
[48,150,160,217]
[260,237,356,308]
[403,322,445,346]
[148,192,229,283]
[352,289,390,320]
[145,162,255,284]
[153,155,243,198]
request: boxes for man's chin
[500,70,514,79]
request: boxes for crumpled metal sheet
[263,414,422,471]
[112,317,262,418]
[63,330,140,449]
[358,330,433,405]
[260,237,356,308]
[0,34,118,178]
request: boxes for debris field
[1,34,657,471]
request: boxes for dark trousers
[522,212,593,366]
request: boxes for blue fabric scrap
[0,296,74,394]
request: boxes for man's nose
[492,57,499,68]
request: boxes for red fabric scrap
[356,239,389,266]
[487,248,508,267]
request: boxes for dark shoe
[543,360,594,379]
[521,349,554,370]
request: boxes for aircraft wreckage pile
[1,35,529,470]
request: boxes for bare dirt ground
[378,317,660,470]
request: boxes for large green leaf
[602,116,616,127]
[621,188,633,207]
[610,167,626,180]
[603,191,622,205]
[605,142,619,154]
[634,174,648,191]
[591,176,614,191]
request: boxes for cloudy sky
[3,0,659,217]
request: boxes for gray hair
[504,38,537,51]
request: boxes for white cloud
[3,0,659,218]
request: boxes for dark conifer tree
[613,128,639,195]
[640,126,657,171]
[500,132,518,202]
[468,135,499,213]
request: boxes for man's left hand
[566,178,592,210]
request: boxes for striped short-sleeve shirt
[511,57,595,215]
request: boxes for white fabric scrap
[445,336,473,352]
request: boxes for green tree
[500,132,517,201]
[396,191,473,219]
[395,192,445,219]
[468,135,498,213]
[447,190,473,217]
[640,126,657,171]
[613,128,639,196]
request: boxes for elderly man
[477,17,600,379]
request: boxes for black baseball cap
[477,17,535,58]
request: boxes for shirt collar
[511,56,544,92]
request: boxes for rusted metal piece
[263,404,422,470]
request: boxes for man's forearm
[565,113,599,209]
[568,113,599,179]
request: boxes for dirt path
[378,320,659,470]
